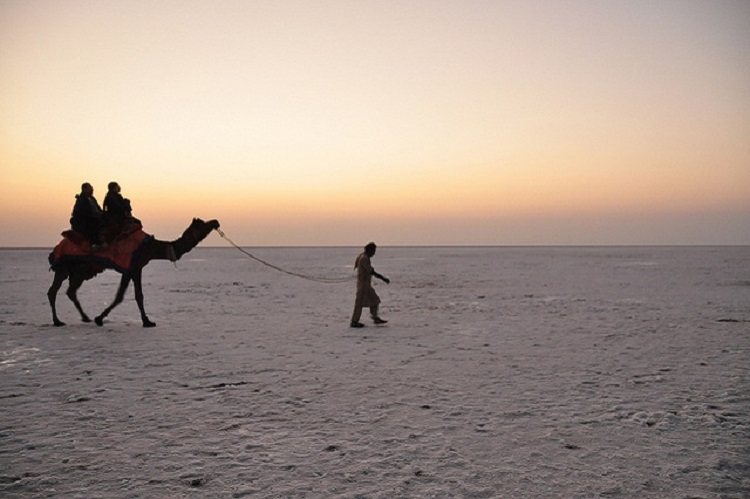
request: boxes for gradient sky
[1,0,749,246]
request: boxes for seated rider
[103,181,137,239]
[70,182,104,248]
[103,181,131,220]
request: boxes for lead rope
[215,228,354,284]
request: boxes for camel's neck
[140,224,211,265]
[170,232,203,260]
[142,237,194,264]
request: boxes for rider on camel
[70,182,104,249]
[103,181,133,235]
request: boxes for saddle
[50,220,151,276]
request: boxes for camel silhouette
[48,218,220,327]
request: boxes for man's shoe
[373,317,388,325]
[350,322,365,328]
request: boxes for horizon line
[4,244,749,251]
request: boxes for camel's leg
[66,274,92,323]
[95,274,131,326]
[48,270,68,326]
[133,271,156,328]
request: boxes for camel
[48,218,220,327]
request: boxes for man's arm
[371,269,390,284]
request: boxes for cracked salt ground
[1,246,749,498]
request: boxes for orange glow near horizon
[1,1,749,246]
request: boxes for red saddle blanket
[49,227,152,276]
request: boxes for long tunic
[354,252,380,308]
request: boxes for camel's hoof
[82,316,92,323]
[143,320,156,328]
[53,320,65,327]
[94,316,104,326]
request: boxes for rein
[215,228,354,284]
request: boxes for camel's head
[183,218,220,243]
[171,217,220,257]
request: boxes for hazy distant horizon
[5,242,750,251]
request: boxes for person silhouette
[103,180,142,240]
[350,242,390,328]
[103,181,132,222]
[69,182,104,248]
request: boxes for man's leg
[350,296,365,327]
[370,305,387,324]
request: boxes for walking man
[350,242,390,328]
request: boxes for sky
[1,0,749,246]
